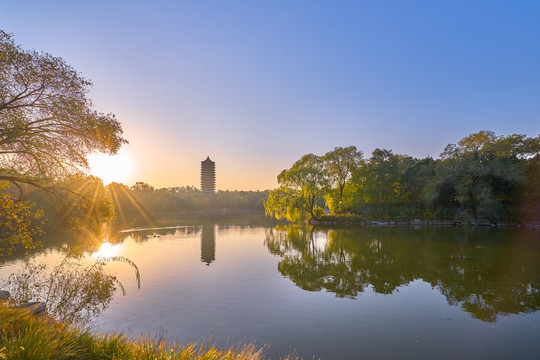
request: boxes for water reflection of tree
[1,256,140,324]
[265,226,540,322]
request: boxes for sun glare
[93,242,121,258]
[88,150,133,185]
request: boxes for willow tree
[0,30,127,190]
[265,154,329,221]
[323,146,363,213]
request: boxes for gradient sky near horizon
[2,1,540,190]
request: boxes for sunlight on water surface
[1,219,539,360]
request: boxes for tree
[523,155,540,222]
[361,149,415,218]
[49,175,115,234]
[400,157,435,217]
[131,182,154,192]
[430,131,540,221]
[265,154,329,221]
[0,30,126,190]
[439,131,497,219]
[0,182,43,255]
[264,186,304,221]
[323,146,363,213]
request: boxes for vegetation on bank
[1,174,269,256]
[0,304,298,360]
[264,132,540,224]
[0,176,116,256]
[108,182,268,222]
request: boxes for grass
[0,304,301,360]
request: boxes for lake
[1,216,539,359]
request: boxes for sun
[93,242,122,258]
[88,150,133,185]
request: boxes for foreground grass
[0,305,299,360]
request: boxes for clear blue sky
[2,0,539,189]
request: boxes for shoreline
[309,218,540,229]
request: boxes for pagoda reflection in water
[200,222,216,265]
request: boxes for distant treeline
[1,177,268,255]
[264,131,540,224]
[107,182,269,221]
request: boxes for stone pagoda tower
[200,156,215,194]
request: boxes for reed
[0,304,302,360]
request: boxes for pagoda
[200,156,215,194]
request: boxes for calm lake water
[1,216,540,359]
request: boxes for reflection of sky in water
[1,224,540,360]
[312,231,328,252]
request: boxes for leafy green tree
[362,149,397,208]
[0,30,126,190]
[267,154,329,220]
[439,131,497,220]
[400,157,436,218]
[0,31,127,248]
[360,149,415,218]
[0,182,43,255]
[323,146,363,213]
[264,186,305,221]
[429,131,540,221]
[265,132,540,223]
[523,155,540,222]
[423,163,460,219]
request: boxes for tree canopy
[0,30,126,189]
[265,131,540,224]
[430,131,540,221]
[323,146,363,213]
[268,154,329,221]
[0,30,127,254]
